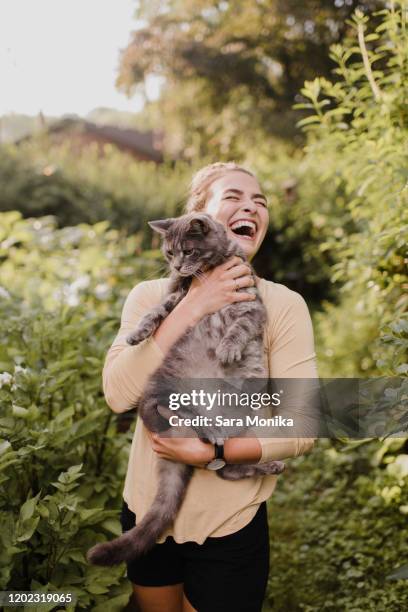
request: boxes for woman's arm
[254,289,319,463]
[103,257,255,414]
[148,285,319,467]
[102,281,168,413]
[147,431,262,467]
[145,258,263,466]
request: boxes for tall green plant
[293,1,407,377]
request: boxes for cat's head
[149,213,233,276]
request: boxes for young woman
[103,162,318,612]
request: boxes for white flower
[14,365,28,375]
[94,283,111,300]
[0,372,13,388]
[70,275,91,291]
[54,274,92,307]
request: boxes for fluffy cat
[87,212,285,567]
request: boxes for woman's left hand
[146,429,214,468]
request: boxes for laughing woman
[102,162,319,612]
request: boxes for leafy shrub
[262,5,408,609]
[0,141,189,244]
[265,438,408,611]
[0,212,163,609]
[292,3,407,378]
[0,141,338,303]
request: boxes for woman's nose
[241,200,257,213]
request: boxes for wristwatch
[206,442,226,471]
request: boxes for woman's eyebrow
[222,188,267,203]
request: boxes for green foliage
[291,1,407,378]
[117,0,384,159]
[0,140,190,241]
[262,6,408,610]
[0,210,164,310]
[265,438,408,611]
[0,212,163,608]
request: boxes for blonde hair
[184,162,256,213]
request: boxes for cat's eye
[167,250,173,257]
[183,248,196,256]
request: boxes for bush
[0,141,339,303]
[291,3,407,378]
[262,5,408,609]
[0,211,163,609]
[0,141,189,245]
[265,438,408,611]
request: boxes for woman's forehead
[211,171,261,194]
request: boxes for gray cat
[87,212,285,567]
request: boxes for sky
[0,0,162,117]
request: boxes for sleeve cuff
[256,437,316,464]
[146,335,165,360]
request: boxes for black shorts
[120,499,270,612]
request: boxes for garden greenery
[0,214,163,609]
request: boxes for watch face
[206,458,227,471]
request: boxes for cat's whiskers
[192,269,208,284]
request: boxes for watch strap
[214,442,224,461]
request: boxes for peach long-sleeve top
[103,277,319,544]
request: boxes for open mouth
[229,219,257,240]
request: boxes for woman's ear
[148,218,176,235]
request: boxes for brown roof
[16,117,164,162]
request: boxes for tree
[116,0,385,159]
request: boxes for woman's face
[203,170,269,261]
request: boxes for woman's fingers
[221,255,244,271]
[232,291,256,302]
[223,263,255,293]
[232,291,257,302]
[225,263,252,279]
[231,273,255,289]
[186,255,257,316]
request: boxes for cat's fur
[87,213,285,566]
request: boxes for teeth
[230,220,257,236]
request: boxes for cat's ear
[148,218,175,235]
[188,216,211,236]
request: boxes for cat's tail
[86,461,194,566]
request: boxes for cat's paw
[256,460,286,475]
[126,331,144,345]
[215,342,242,365]
[126,334,138,346]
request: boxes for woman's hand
[183,256,256,323]
[152,256,257,354]
[146,429,215,468]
